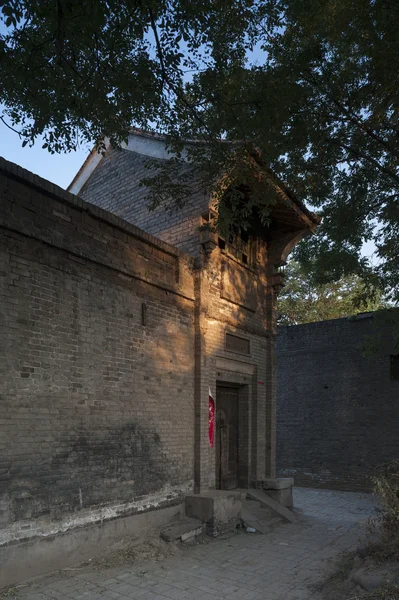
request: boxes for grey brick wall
[79,148,209,256]
[0,158,195,544]
[194,246,274,488]
[0,152,293,551]
[276,312,399,491]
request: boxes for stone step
[185,490,245,537]
[160,518,204,543]
[247,489,297,524]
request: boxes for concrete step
[247,489,297,524]
[160,518,204,543]
[185,490,245,537]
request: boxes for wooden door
[216,385,239,489]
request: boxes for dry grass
[321,462,399,600]
[0,589,19,599]
[368,461,399,561]
[315,551,360,599]
[356,585,399,600]
[84,535,180,570]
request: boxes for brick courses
[277,312,399,491]
[79,148,208,256]
[0,137,314,566]
[0,156,274,547]
[0,158,195,545]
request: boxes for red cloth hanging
[208,389,215,448]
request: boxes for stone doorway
[215,384,239,489]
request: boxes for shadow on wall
[276,312,399,491]
[7,422,168,523]
[0,237,197,531]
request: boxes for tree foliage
[278,261,388,325]
[0,0,255,151]
[1,0,399,299]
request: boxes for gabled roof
[249,149,320,229]
[68,141,110,195]
[68,130,189,195]
[68,130,320,230]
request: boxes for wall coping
[0,156,189,261]
[277,312,380,331]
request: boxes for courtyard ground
[4,488,375,600]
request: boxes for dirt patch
[0,530,183,598]
[86,525,239,570]
[318,550,399,600]
[363,587,399,600]
[315,551,362,600]
[84,533,181,570]
[0,520,244,600]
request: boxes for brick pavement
[10,488,376,600]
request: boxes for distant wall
[276,312,399,491]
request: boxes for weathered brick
[0,164,196,544]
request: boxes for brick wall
[276,312,399,491]
[193,240,276,489]
[78,143,283,491]
[0,151,297,552]
[0,158,195,545]
[79,148,209,256]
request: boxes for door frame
[215,381,251,489]
[215,383,240,490]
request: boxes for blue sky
[0,117,89,189]
[0,16,86,189]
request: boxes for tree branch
[339,141,399,187]
[330,95,399,160]
[147,7,228,160]
[148,7,167,88]
[303,70,399,160]
[0,116,22,137]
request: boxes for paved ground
[10,488,376,600]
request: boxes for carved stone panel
[225,333,250,355]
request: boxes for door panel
[216,386,239,490]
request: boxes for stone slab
[240,507,269,534]
[350,557,399,591]
[161,519,203,542]
[263,478,294,490]
[247,489,297,523]
[265,487,294,509]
